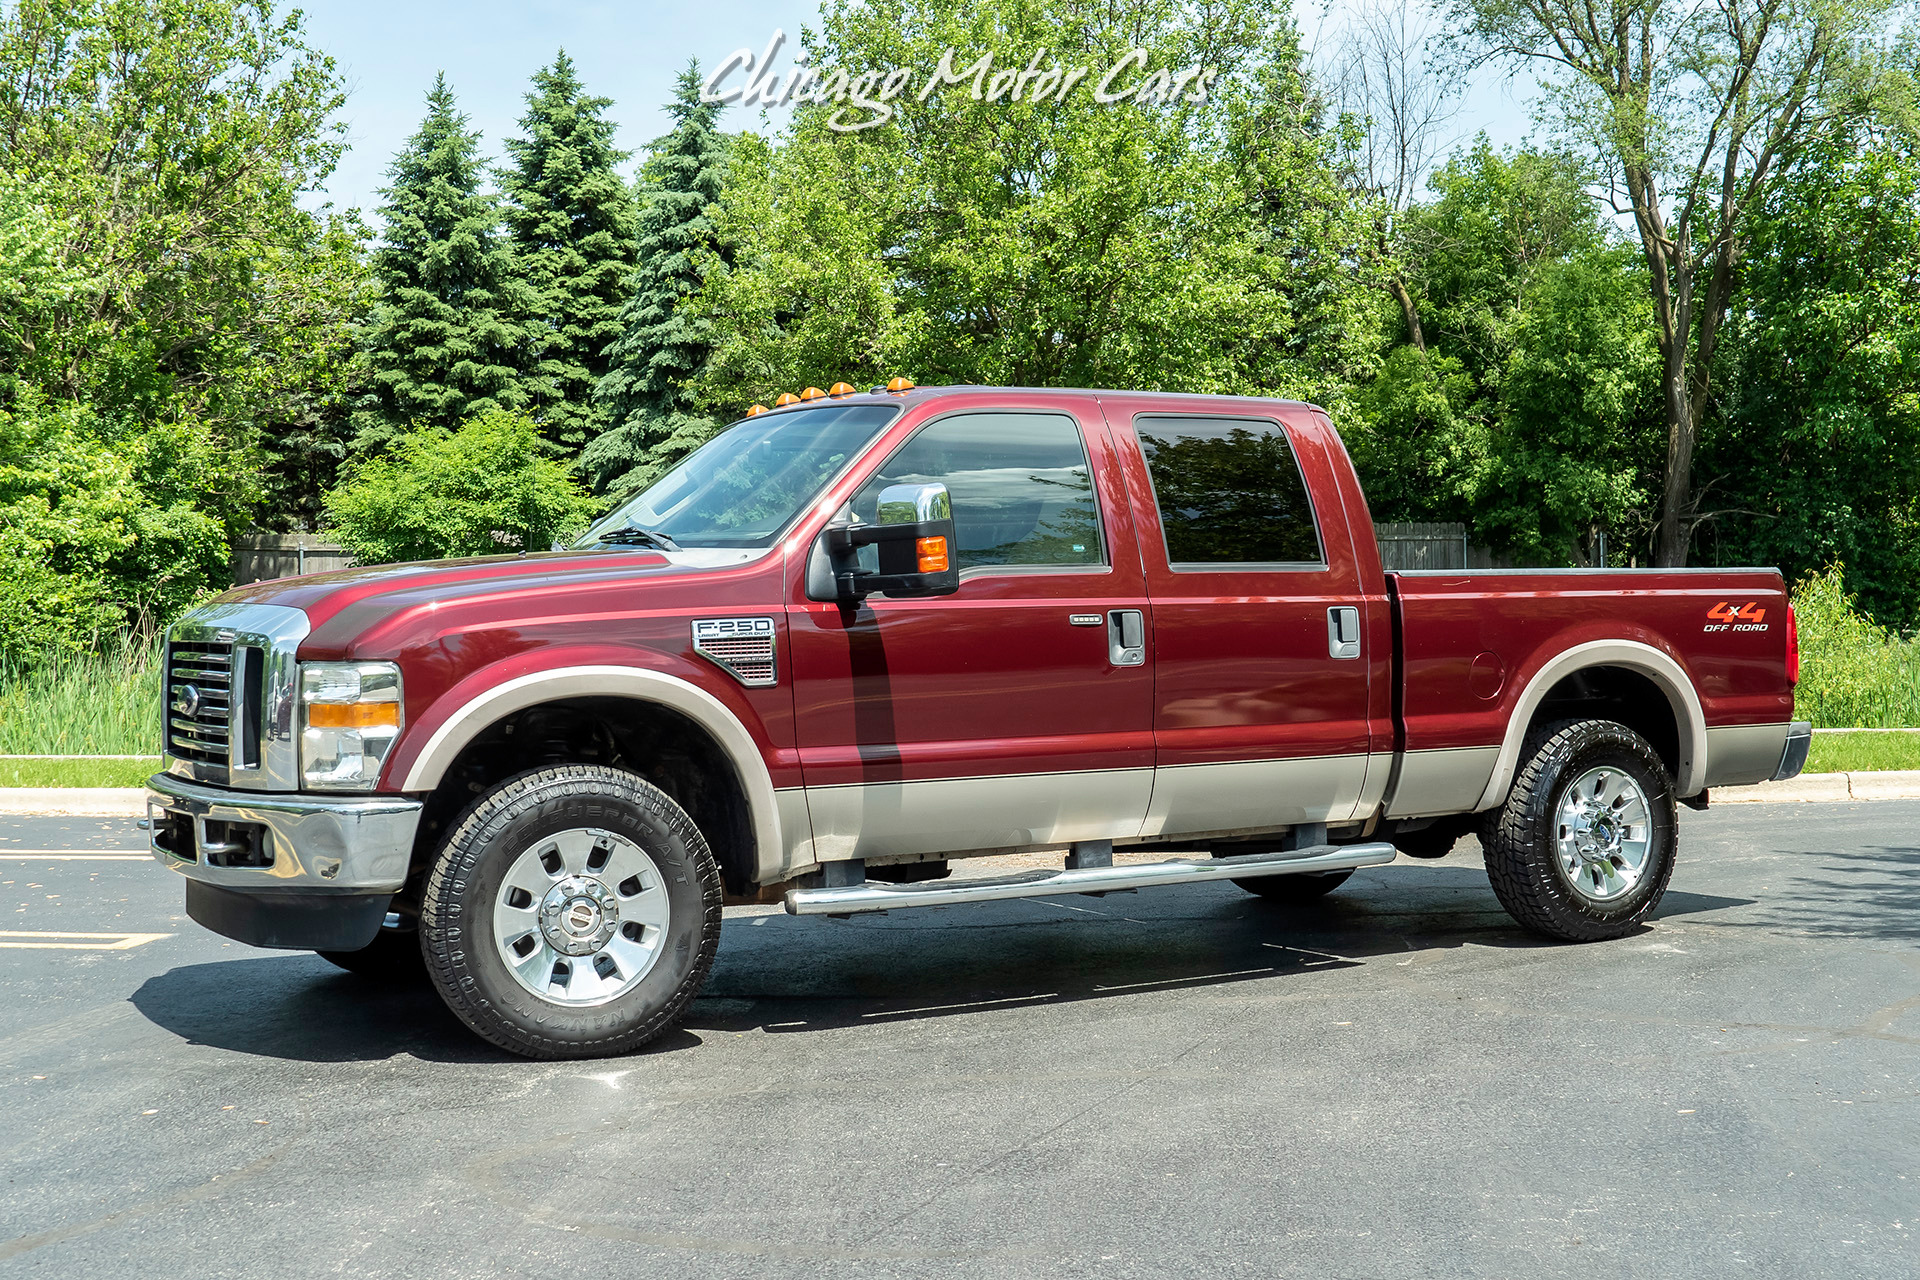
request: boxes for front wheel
[1479,719,1677,941]
[419,766,722,1059]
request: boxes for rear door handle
[1108,609,1145,667]
[1327,606,1361,659]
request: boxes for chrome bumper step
[784,842,1398,916]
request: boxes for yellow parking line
[0,930,171,950]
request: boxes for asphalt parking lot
[0,802,1914,1278]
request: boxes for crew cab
[148,385,1811,1059]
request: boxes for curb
[1711,770,1920,804]
[2,773,1919,817]
[0,788,150,816]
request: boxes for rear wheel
[419,765,722,1059]
[1479,719,1676,941]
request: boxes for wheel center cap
[539,876,619,956]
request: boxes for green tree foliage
[1350,140,1661,562]
[324,409,600,564]
[693,0,1381,414]
[583,64,730,500]
[0,0,361,652]
[500,51,637,450]
[1440,0,1910,564]
[1700,131,1920,626]
[0,394,242,662]
[356,75,530,450]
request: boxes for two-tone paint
[199,385,1800,886]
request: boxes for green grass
[1792,567,1920,728]
[0,644,161,755]
[1805,732,1920,774]
[0,757,159,787]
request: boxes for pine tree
[582,63,730,499]
[355,74,529,450]
[500,51,637,450]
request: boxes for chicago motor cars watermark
[702,30,1217,133]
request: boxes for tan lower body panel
[1702,723,1792,788]
[1383,747,1501,819]
[800,768,1155,864]
[1140,755,1368,838]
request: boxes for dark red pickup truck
[148,385,1809,1058]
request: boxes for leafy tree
[500,51,637,450]
[583,63,730,500]
[356,75,530,450]
[1700,129,1920,625]
[693,0,1381,415]
[0,0,362,535]
[1441,0,1911,564]
[0,393,242,663]
[324,409,600,564]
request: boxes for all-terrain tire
[1234,869,1353,902]
[1479,719,1677,942]
[318,927,425,980]
[419,765,722,1059]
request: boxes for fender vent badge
[691,617,778,687]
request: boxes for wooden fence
[231,534,354,585]
[1375,522,1506,571]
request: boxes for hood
[213,547,769,657]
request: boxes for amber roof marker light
[746,404,769,416]
[886,376,916,393]
[774,392,799,406]
[799,386,826,402]
[828,382,855,397]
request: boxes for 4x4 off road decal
[1704,602,1769,633]
[691,617,778,686]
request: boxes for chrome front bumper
[147,772,422,891]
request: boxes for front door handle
[1327,606,1361,659]
[1109,610,1145,667]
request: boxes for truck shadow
[125,862,1752,1063]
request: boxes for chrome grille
[167,641,233,765]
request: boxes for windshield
[575,404,900,550]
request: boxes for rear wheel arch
[1476,641,1705,811]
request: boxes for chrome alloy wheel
[492,828,672,1006]
[1553,766,1653,903]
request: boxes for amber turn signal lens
[306,701,400,730]
[828,382,855,397]
[886,376,916,392]
[746,404,768,416]
[916,536,949,573]
[774,392,799,406]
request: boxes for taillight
[1785,602,1800,684]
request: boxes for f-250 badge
[1704,602,1769,633]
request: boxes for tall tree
[356,74,529,450]
[582,63,730,499]
[500,51,637,450]
[1442,0,1908,564]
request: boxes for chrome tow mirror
[821,482,960,601]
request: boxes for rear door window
[1134,416,1324,568]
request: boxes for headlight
[299,662,403,791]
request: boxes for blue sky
[300,0,1540,215]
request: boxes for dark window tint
[853,413,1102,569]
[1136,416,1322,566]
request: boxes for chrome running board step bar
[784,842,1398,916]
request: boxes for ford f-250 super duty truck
[148,384,1811,1059]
